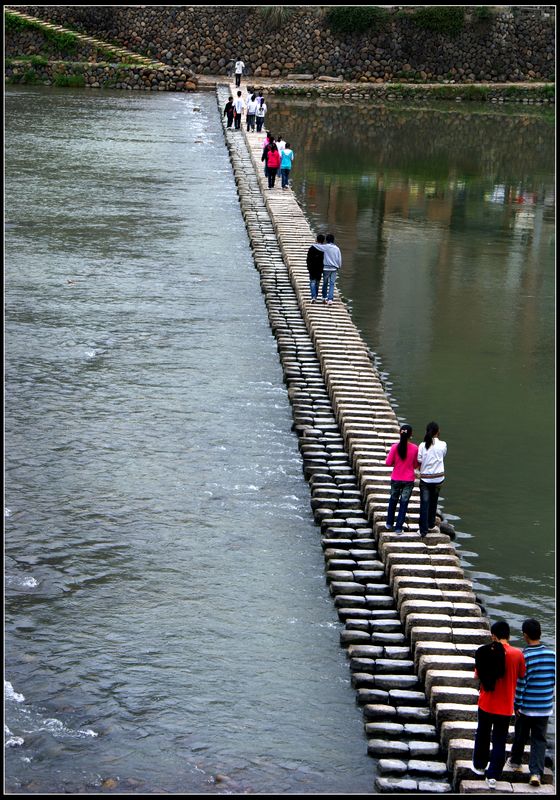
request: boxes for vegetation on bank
[271,82,554,103]
[5,10,127,64]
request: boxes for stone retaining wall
[13,5,556,83]
[217,85,555,793]
[5,58,196,91]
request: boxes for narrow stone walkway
[5,7,166,68]
[217,85,555,794]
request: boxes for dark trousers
[419,479,443,534]
[235,73,241,87]
[226,113,234,128]
[267,167,277,188]
[473,707,512,779]
[256,116,264,132]
[234,114,241,130]
[510,713,549,777]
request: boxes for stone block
[377,758,408,775]
[375,777,418,792]
[363,703,398,720]
[424,670,478,693]
[364,721,403,736]
[368,739,410,758]
[435,702,478,724]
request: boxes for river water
[4,86,555,793]
[4,87,375,794]
[271,97,555,643]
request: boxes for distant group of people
[224,89,267,133]
[260,132,294,189]
[472,618,555,790]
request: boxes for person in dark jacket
[306,234,325,302]
[223,96,235,128]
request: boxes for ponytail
[397,424,413,460]
[423,421,440,450]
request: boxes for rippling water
[5,88,375,794]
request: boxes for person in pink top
[385,424,419,533]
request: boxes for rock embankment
[13,5,556,83]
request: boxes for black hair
[491,620,511,640]
[285,142,290,148]
[423,421,439,450]
[397,424,413,460]
[522,618,541,640]
[316,234,325,243]
[326,233,335,243]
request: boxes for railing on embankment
[215,84,554,794]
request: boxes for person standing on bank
[507,618,556,787]
[280,142,294,189]
[233,90,245,130]
[385,424,419,533]
[223,95,235,128]
[417,420,447,536]
[319,234,342,305]
[266,141,281,188]
[306,234,325,302]
[472,620,526,789]
[234,58,245,87]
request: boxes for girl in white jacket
[417,421,447,535]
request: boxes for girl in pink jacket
[385,424,419,533]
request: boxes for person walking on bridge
[317,234,342,306]
[306,233,325,302]
[265,142,281,189]
[507,618,555,787]
[224,96,235,128]
[385,424,419,533]
[246,93,258,132]
[234,58,245,87]
[233,90,245,130]
[417,421,447,536]
[472,620,526,789]
[256,96,267,132]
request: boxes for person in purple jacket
[385,424,419,533]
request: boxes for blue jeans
[281,167,291,188]
[473,707,511,779]
[510,713,549,778]
[309,278,320,300]
[419,479,443,534]
[322,269,337,301]
[386,480,414,530]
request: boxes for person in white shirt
[246,93,258,132]
[416,421,447,535]
[234,59,245,87]
[255,97,267,132]
[315,233,342,305]
[276,136,286,153]
[233,90,245,130]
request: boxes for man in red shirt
[472,620,526,789]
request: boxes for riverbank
[198,73,554,105]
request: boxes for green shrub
[325,6,390,35]
[473,6,494,23]
[53,72,85,87]
[258,6,295,31]
[410,6,465,37]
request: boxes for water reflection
[271,97,555,640]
